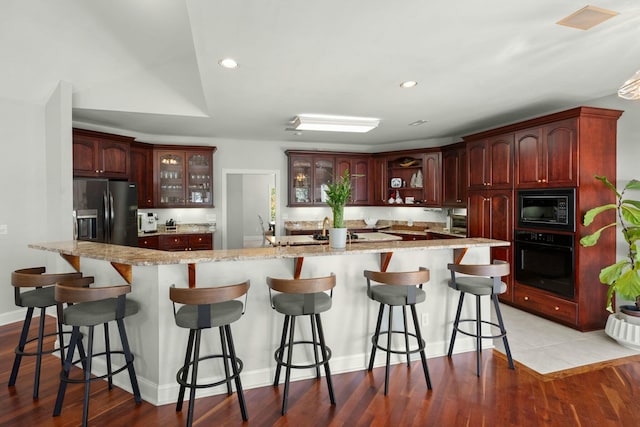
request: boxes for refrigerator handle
[109,191,115,239]
[72,211,78,240]
[103,191,110,241]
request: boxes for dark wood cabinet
[515,118,577,188]
[73,129,132,179]
[286,151,335,206]
[467,133,513,191]
[154,147,216,208]
[467,189,514,301]
[130,142,154,208]
[138,235,159,249]
[156,233,213,251]
[442,142,467,207]
[422,151,441,206]
[336,155,371,205]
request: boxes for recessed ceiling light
[408,120,428,126]
[218,58,238,69]
[400,81,418,88]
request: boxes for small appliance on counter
[165,218,177,232]
[140,212,158,233]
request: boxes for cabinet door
[99,141,129,179]
[422,151,441,206]
[467,140,489,190]
[372,155,388,205]
[159,234,189,251]
[489,190,513,301]
[138,235,159,249]
[185,152,213,207]
[467,191,490,238]
[337,156,370,205]
[442,145,467,207]
[544,119,576,187]
[289,155,313,206]
[130,144,154,208]
[73,137,98,177]
[156,151,185,207]
[188,233,213,250]
[515,127,543,187]
[488,134,513,189]
[313,156,335,203]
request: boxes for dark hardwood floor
[2,316,640,426]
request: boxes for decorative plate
[390,177,402,188]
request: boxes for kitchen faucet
[322,216,331,237]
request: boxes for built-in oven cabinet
[515,118,577,188]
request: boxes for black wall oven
[517,188,575,232]
[514,230,575,299]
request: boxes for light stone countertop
[29,238,509,266]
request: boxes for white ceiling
[2,0,640,146]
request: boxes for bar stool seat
[170,281,250,426]
[364,268,432,396]
[9,267,83,399]
[53,277,142,427]
[446,260,514,377]
[267,275,336,415]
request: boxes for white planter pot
[329,227,347,249]
[604,312,640,351]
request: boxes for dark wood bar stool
[447,260,515,376]
[364,268,432,395]
[53,277,142,427]
[8,267,83,399]
[170,281,250,426]
[267,275,336,415]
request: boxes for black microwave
[517,188,575,232]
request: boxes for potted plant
[580,176,640,314]
[324,169,352,248]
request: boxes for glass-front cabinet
[287,151,336,206]
[154,147,215,208]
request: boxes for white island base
[34,241,498,406]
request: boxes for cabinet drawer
[138,235,159,249]
[189,233,212,250]
[514,285,577,325]
[159,235,189,251]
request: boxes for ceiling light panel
[292,114,380,133]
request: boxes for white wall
[0,82,75,324]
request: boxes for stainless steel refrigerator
[73,179,138,247]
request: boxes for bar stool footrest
[274,340,332,370]
[372,330,426,355]
[60,350,134,384]
[453,318,507,340]
[177,354,243,389]
[14,330,76,357]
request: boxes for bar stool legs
[274,313,335,415]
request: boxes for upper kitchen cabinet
[442,142,467,207]
[466,133,513,191]
[286,151,337,206]
[73,129,133,179]
[422,151,441,206]
[336,155,371,205]
[384,152,425,205]
[515,119,577,188]
[154,146,216,208]
[130,142,154,208]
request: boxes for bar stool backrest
[11,267,82,306]
[364,268,430,287]
[267,275,336,294]
[169,281,250,305]
[447,260,510,294]
[55,283,131,304]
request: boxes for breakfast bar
[30,237,509,405]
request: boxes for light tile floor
[492,304,639,374]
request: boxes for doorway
[221,169,279,249]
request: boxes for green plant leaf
[614,268,640,301]
[579,223,615,247]
[582,204,616,226]
[599,259,631,285]
[624,179,640,191]
[621,205,640,226]
[595,175,621,198]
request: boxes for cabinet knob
[554,306,559,311]
[524,296,529,301]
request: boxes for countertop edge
[29,238,510,266]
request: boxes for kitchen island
[30,237,508,405]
